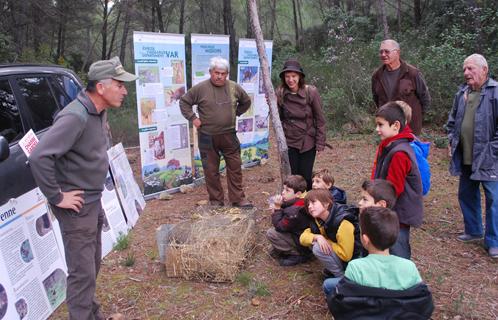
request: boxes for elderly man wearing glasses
[371,39,431,135]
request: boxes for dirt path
[51,134,498,320]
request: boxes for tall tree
[247,0,291,186]
[179,0,186,33]
[56,0,67,61]
[397,0,402,33]
[292,0,300,50]
[223,0,237,76]
[100,0,110,60]
[414,0,422,26]
[246,0,254,38]
[377,0,389,39]
[120,0,133,63]
[269,0,277,39]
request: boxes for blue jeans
[323,277,341,296]
[390,226,411,259]
[459,166,498,248]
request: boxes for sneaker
[269,249,285,259]
[456,233,483,242]
[232,199,254,208]
[489,247,498,258]
[278,255,309,266]
[322,268,336,279]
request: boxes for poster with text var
[236,39,272,165]
[133,32,193,196]
[190,34,230,178]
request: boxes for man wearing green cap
[30,56,136,319]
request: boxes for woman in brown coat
[277,59,327,190]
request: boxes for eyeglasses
[379,49,398,55]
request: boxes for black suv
[0,65,83,206]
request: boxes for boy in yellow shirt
[300,189,361,277]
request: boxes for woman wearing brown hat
[276,59,326,190]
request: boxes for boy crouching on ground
[300,189,362,278]
[312,169,347,204]
[266,175,312,266]
[323,178,397,294]
[326,206,434,319]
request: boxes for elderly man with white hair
[446,53,498,258]
[180,57,253,208]
[372,39,431,135]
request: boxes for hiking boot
[278,255,309,266]
[209,200,224,206]
[457,233,483,242]
[232,199,254,208]
[489,247,498,258]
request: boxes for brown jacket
[180,79,251,135]
[278,85,326,152]
[371,60,430,135]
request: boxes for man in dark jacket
[372,39,431,135]
[31,57,136,319]
[446,54,498,258]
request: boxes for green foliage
[235,271,271,297]
[122,252,136,267]
[113,232,131,251]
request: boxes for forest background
[1,0,497,145]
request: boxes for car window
[49,76,72,107]
[0,79,23,143]
[54,75,80,101]
[16,77,59,132]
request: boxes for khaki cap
[88,56,137,82]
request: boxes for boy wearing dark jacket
[372,101,424,259]
[266,175,311,266]
[312,168,348,204]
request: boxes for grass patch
[236,271,253,287]
[114,232,131,251]
[253,282,271,297]
[122,252,136,267]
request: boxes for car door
[0,71,82,206]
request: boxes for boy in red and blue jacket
[371,101,424,259]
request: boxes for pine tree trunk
[247,0,291,186]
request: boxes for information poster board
[0,189,67,320]
[133,31,193,197]
[108,143,146,229]
[190,34,230,178]
[236,39,273,165]
[100,172,130,256]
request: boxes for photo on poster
[237,118,254,133]
[166,123,189,151]
[138,66,160,85]
[242,94,255,117]
[15,298,27,320]
[255,115,269,131]
[171,60,185,84]
[140,97,156,126]
[35,213,53,237]
[42,268,66,309]
[149,131,165,160]
[239,66,258,84]
[20,239,34,263]
[164,85,185,107]
[0,284,7,319]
